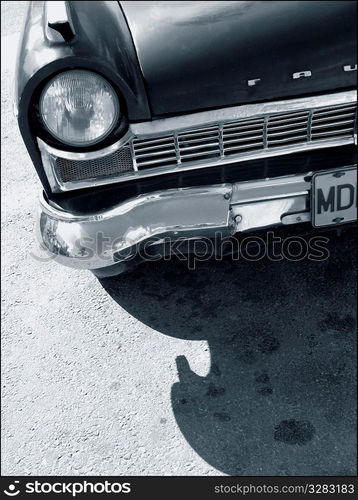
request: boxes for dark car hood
[120,1,357,117]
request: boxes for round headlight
[39,70,120,147]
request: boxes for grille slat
[312,113,355,124]
[268,127,308,137]
[311,128,354,138]
[312,120,355,130]
[178,128,218,139]
[223,129,264,138]
[268,113,310,124]
[223,122,264,132]
[268,135,308,145]
[178,135,219,145]
[312,104,356,117]
[225,142,265,152]
[268,120,309,130]
[180,149,221,159]
[135,148,177,159]
[179,142,220,152]
[132,142,177,153]
[223,137,264,146]
[138,156,178,167]
[132,136,174,148]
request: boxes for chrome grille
[267,111,310,146]
[131,136,176,168]
[178,126,221,162]
[223,118,265,155]
[132,102,357,170]
[311,104,357,140]
[56,146,133,183]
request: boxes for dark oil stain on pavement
[258,334,280,354]
[257,386,273,395]
[206,383,226,397]
[214,412,231,422]
[274,419,315,445]
[100,227,357,475]
[255,372,270,384]
[255,372,273,396]
[318,312,356,336]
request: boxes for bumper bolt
[224,192,231,200]
[235,215,242,223]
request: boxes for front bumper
[38,170,332,271]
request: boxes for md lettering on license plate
[312,167,357,227]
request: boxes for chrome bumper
[39,172,324,271]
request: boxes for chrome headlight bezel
[38,69,121,148]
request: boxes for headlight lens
[39,70,120,147]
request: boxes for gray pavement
[1,1,356,476]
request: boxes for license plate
[312,167,357,227]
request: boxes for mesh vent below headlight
[55,146,134,183]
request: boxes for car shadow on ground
[99,228,357,476]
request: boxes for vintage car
[15,1,357,276]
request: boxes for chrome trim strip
[131,91,357,137]
[37,91,357,192]
[38,131,133,161]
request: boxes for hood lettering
[343,64,357,72]
[248,64,356,86]
[293,70,312,79]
